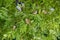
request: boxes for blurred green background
[0,0,60,40]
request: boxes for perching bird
[16,0,22,11]
[16,0,24,11]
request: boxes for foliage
[0,0,60,40]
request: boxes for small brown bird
[25,18,30,24]
[33,10,38,14]
[42,10,48,14]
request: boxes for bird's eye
[19,2,21,4]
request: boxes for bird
[15,0,24,11]
[16,0,21,11]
